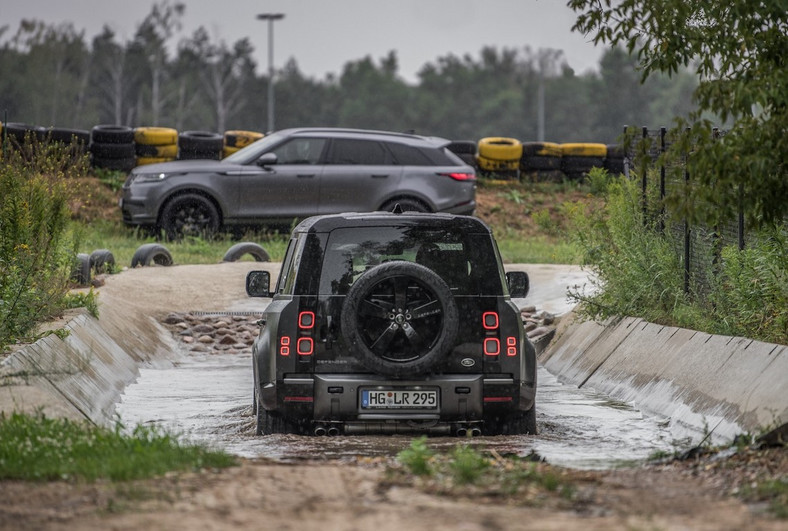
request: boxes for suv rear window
[317,226,503,296]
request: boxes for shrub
[0,139,87,351]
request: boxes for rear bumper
[264,373,534,422]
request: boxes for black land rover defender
[246,210,536,436]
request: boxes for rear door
[318,138,402,214]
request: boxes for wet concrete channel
[114,264,686,469]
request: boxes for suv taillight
[482,311,518,357]
[297,311,315,356]
[438,172,476,181]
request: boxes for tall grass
[568,168,788,344]
[0,138,86,351]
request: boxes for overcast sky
[1,0,604,84]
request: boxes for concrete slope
[541,313,788,443]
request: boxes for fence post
[738,183,745,250]
[641,126,649,225]
[623,125,630,179]
[659,126,666,234]
[683,127,691,294]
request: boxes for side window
[326,139,390,165]
[270,138,325,165]
[387,142,432,165]
[276,238,299,294]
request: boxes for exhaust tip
[314,426,327,436]
[470,427,482,437]
[456,428,468,437]
[327,426,340,436]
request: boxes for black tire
[521,155,562,172]
[446,140,477,155]
[91,156,136,172]
[340,261,459,377]
[3,122,45,144]
[91,124,135,144]
[71,253,91,286]
[44,127,90,146]
[484,405,537,435]
[223,242,270,262]
[89,249,116,274]
[255,390,300,435]
[130,243,173,268]
[159,193,221,240]
[561,155,605,174]
[604,157,626,175]
[179,130,223,152]
[380,198,430,213]
[90,141,136,159]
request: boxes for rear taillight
[297,310,314,356]
[506,336,518,356]
[483,312,500,356]
[438,172,476,181]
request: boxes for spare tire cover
[340,261,459,377]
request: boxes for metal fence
[622,126,747,296]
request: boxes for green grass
[497,234,580,264]
[0,412,236,482]
[77,220,291,268]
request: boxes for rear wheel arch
[157,189,224,229]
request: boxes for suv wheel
[484,406,537,435]
[341,261,459,377]
[160,193,220,240]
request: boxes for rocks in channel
[160,312,262,355]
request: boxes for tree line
[0,2,697,144]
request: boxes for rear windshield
[317,226,503,296]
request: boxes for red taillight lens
[484,337,500,356]
[280,336,290,356]
[482,312,499,330]
[438,172,476,181]
[299,311,315,329]
[297,337,314,356]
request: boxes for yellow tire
[476,154,519,172]
[224,130,264,148]
[559,143,607,157]
[522,141,562,157]
[478,137,523,161]
[134,127,178,146]
[222,146,241,158]
[136,156,175,166]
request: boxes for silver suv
[120,128,476,238]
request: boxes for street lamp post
[257,13,285,132]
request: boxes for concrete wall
[541,313,788,442]
[0,293,176,425]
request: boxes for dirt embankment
[0,263,785,530]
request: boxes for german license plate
[360,389,439,410]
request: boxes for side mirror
[246,270,272,297]
[257,152,277,168]
[506,271,529,298]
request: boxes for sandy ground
[1,263,785,530]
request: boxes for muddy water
[115,264,681,468]
[115,350,681,468]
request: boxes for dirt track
[1,263,785,530]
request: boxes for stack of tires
[90,125,136,172]
[519,142,563,182]
[41,127,90,152]
[559,143,607,180]
[178,130,223,160]
[134,127,178,166]
[477,137,522,179]
[446,140,478,168]
[604,143,626,175]
[1,122,45,146]
[223,130,263,158]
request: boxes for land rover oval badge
[460,358,475,368]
